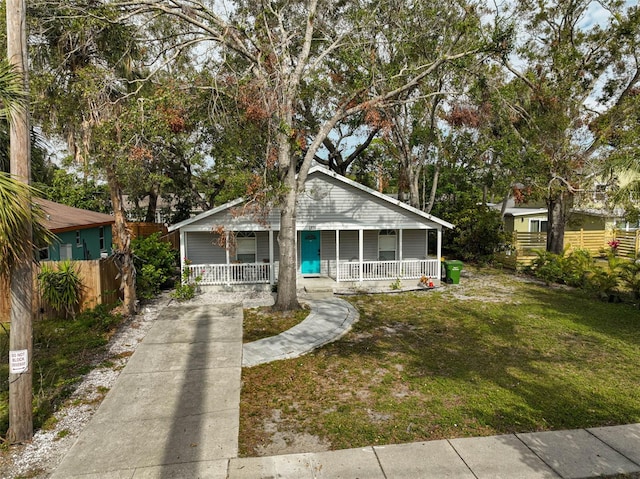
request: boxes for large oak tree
[116,0,488,310]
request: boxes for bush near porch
[240,267,640,457]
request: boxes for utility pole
[6,0,34,443]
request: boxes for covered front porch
[182,227,443,287]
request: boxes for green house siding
[48,226,113,261]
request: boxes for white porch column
[335,230,340,283]
[437,228,442,280]
[359,229,364,282]
[179,230,187,283]
[398,229,403,277]
[225,231,231,285]
[269,230,275,285]
[425,230,429,258]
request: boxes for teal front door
[301,230,321,275]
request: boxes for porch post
[225,231,231,285]
[425,230,429,258]
[359,229,363,282]
[436,227,442,281]
[269,229,275,285]
[179,230,187,283]
[335,230,340,283]
[398,229,403,277]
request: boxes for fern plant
[38,261,83,319]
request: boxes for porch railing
[186,263,271,285]
[337,259,440,282]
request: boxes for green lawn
[240,271,640,456]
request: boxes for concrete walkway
[49,298,640,479]
[242,298,359,367]
[51,303,244,479]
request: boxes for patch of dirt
[439,268,538,303]
[256,409,331,456]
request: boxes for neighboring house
[37,199,115,261]
[492,199,549,234]
[492,184,640,263]
[168,166,454,287]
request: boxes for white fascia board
[167,197,246,232]
[508,208,548,217]
[296,222,437,231]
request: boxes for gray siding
[188,209,280,231]
[187,231,277,264]
[186,232,226,264]
[403,230,427,259]
[338,231,359,260]
[297,173,437,230]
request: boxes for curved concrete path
[242,297,359,367]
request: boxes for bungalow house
[37,199,115,261]
[168,166,453,288]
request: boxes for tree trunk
[274,152,300,311]
[145,186,158,223]
[424,164,440,214]
[408,162,422,209]
[106,164,137,316]
[547,192,569,254]
[7,0,33,443]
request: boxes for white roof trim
[167,197,245,232]
[504,208,548,217]
[168,167,455,231]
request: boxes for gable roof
[169,167,454,232]
[36,198,115,233]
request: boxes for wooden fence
[0,258,121,322]
[129,221,180,250]
[496,229,640,268]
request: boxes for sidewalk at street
[228,425,640,478]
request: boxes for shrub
[528,250,564,284]
[619,256,640,305]
[560,249,594,287]
[172,266,202,302]
[445,207,512,263]
[131,233,178,299]
[37,261,83,319]
[527,249,595,287]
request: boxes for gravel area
[1,287,274,479]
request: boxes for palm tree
[0,171,36,276]
[0,59,50,277]
[0,59,25,119]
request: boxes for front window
[530,219,548,233]
[99,227,105,250]
[379,230,397,261]
[235,232,256,263]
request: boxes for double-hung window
[236,232,256,263]
[378,230,397,261]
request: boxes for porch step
[299,277,335,294]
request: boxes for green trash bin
[444,260,464,284]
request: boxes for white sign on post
[9,349,29,374]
